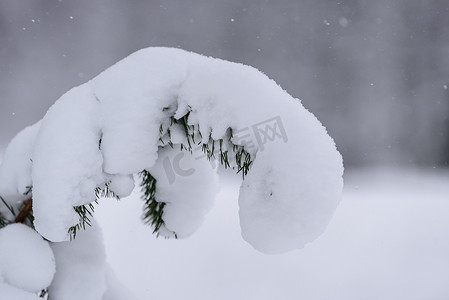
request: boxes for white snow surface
[2,47,343,253]
[49,219,137,300]
[0,223,55,293]
[102,265,138,300]
[0,282,41,300]
[31,85,104,242]
[96,167,449,300]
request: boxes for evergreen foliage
[0,195,16,229]
[68,184,118,240]
[140,170,167,236]
[141,110,253,237]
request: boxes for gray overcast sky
[1,0,448,166]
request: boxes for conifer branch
[14,198,33,223]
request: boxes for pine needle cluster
[139,169,167,235]
[68,184,119,240]
[0,195,15,229]
[142,110,253,237]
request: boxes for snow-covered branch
[0,47,343,298]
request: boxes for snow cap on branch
[0,223,55,294]
[0,121,40,218]
[1,47,343,254]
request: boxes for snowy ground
[96,167,449,300]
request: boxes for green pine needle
[0,195,16,218]
[139,170,171,237]
[140,110,254,238]
[0,215,8,229]
[68,201,98,240]
[68,183,119,240]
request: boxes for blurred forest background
[0,0,448,167]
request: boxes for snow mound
[148,145,219,238]
[49,219,138,300]
[0,283,41,300]
[0,223,55,293]
[2,47,343,254]
[0,121,40,218]
[31,85,104,242]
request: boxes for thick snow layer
[49,219,137,300]
[3,47,342,253]
[32,84,104,242]
[238,111,343,253]
[0,282,41,300]
[105,174,135,198]
[148,146,219,238]
[0,223,55,293]
[96,168,449,300]
[0,121,40,218]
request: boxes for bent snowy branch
[0,47,344,254]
